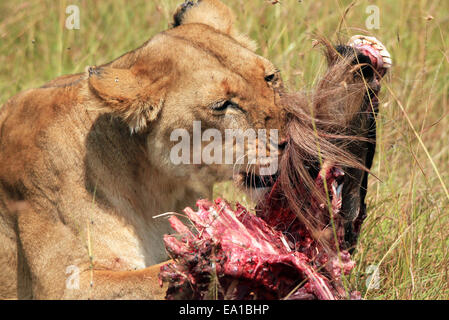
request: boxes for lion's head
[85,0,287,198]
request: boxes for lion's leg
[0,225,19,299]
[0,198,35,299]
[62,262,168,300]
[16,204,169,299]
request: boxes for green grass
[1,0,448,299]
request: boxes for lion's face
[150,25,287,194]
[87,1,287,196]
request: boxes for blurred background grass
[0,0,448,299]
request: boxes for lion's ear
[87,67,164,134]
[173,0,234,32]
[173,0,257,51]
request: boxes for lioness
[0,0,287,299]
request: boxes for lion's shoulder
[0,81,88,183]
[0,81,84,135]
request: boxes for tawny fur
[0,0,286,300]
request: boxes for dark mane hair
[274,39,380,246]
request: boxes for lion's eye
[264,74,275,82]
[211,100,235,112]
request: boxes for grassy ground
[1,0,448,299]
